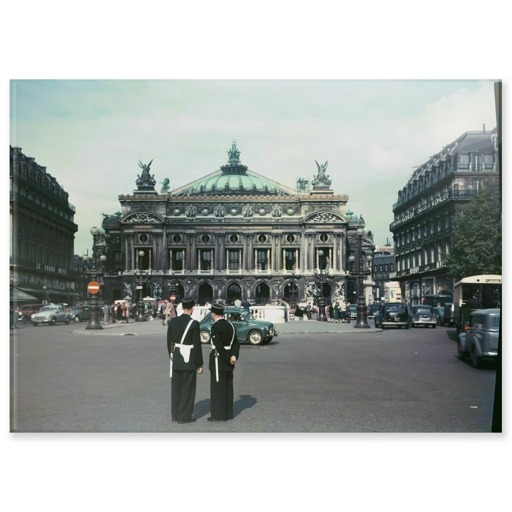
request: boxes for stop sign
[87,281,100,294]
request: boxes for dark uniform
[167,302,203,423]
[209,309,240,421]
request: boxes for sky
[2,1,508,509]
[9,79,498,256]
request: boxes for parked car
[68,305,91,322]
[367,303,382,318]
[348,305,357,320]
[457,308,500,368]
[16,303,43,323]
[199,306,277,346]
[31,304,70,326]
[433,302,454,326]
[410,305,436,328]
[375,302,411,329]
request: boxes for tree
[445,186,502,278]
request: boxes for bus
[383,281,402,302]
[453,274,501,333]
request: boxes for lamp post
[135,250,147,321]
[349,228,371,329]
[83,226,106,330]
[314,250,327,321]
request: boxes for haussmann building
[389,128,500,304]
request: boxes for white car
[31,305,70,326]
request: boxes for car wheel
[50,318,56,325]
[65,319,70,324]
[471,347,483,369]
[457,341,465,360]
[248,330,263,345]
[200,330,211,344]
[74,315,80,322]
[432,324,436,328]
[32,322,38,326]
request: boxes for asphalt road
[10,318,498,433]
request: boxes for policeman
[167,297,203,424]
[208,302,240,422]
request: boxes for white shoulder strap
[180,319,195,344]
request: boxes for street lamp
[349,228,371,329]
[83,226,107,330]
[290,268,299,305]
[135,250,147,321]
[314,250,327,321]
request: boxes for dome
[172,140,297,197]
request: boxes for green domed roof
[173,141,297,197]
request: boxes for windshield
[387,305,407,313]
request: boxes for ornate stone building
[101,142,374,306]
[389,128,500,304]
[10,146,79,304]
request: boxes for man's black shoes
[207,417,224,422]
[177,417,197,424]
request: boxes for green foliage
[445,187,502,279]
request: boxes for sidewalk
[71,316,380,336]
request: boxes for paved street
[10,318,497,433]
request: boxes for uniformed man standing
[167,297,203,424]
[208,302,240,422]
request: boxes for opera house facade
[100,142,374,306]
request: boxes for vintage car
[410,305,436,328]
[367,303,382,318]
[199,306,277,345]
[374,302,411,329]
[16,303,43,323]
[348,305,358,320]
[31,304,70,326]
[68,305,91,322]
[457,308,500,368]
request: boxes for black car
[375,302,411,329]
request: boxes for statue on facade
[297,177,309,192]
[311,160,332,190]
[160,178,170,193]
[227,140,241,164]
[136,159,156,191]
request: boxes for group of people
[102,302,131,324]
[324,300,351,323]
[159,299,177,325]
[166,297,240,424]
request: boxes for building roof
[171,140,299,197]
[406,128,497,186]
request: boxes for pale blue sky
[10,79,498,255]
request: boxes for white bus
[453,274,501,332]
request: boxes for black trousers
[210,371,234,420]
[171,370,197,421]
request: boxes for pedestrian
[167,296,203,424]
[165,299,176,325]
[333,302,341,323]
[103,303,110,325]
[208,302,240,422]
[116,303,123,323]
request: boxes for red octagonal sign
[87,281,100,294]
